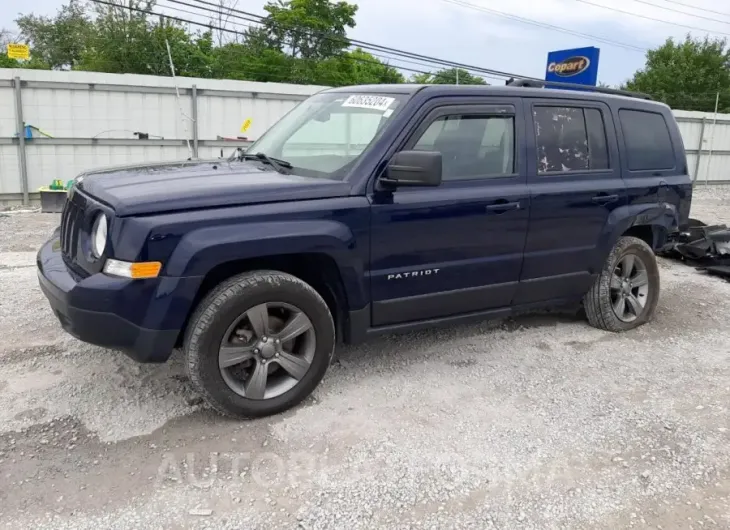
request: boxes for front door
[369,99,530,326]
[514,98,626,305]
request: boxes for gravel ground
[0,186,729,529]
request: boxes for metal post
[705,91,720,186]
[166,39,192,159]
[692,117,706,183]
[13,76,29,206]
[191,84,199,159]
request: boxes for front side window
[533,106,610,174]
[246,92,408,180]
[412,114,515,180]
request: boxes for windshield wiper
[240,151,292,174]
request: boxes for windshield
[245,91,409,180]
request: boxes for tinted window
[533,106,610,173]
[412,114,514,180]
[585,108,609,171]
[619,109,674,171]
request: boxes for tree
[262,0,357,60]
[409,68,487,85]
[624,35,730,112]
[0,28,51,69]
[212,42,296,82]
[77,1,214,77]
[233,1,400,86]
[7,0,404,87]
[338,48,405,84]
[16,0,92,69]
[409,72,432,84]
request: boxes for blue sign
[545,46,600,87]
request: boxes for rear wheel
[584,236,660,332]
[184,270,335,418]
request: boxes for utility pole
[456,69,459,85]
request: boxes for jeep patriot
[37,82,692,417]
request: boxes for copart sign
[546,56,591,77]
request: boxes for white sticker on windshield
[341,94,395,111]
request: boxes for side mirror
[380,150,442,187]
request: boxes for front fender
[164,219,369,309]
[594,202,679,270]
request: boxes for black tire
[184,270,335,418]
[583,236,660,332]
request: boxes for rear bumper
[37,229,202,363]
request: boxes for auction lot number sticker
[341,95,395,111]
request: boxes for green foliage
[5,0,431,87]
[0,29,51,69]
[262,0,357,60]
[76,1,215,77]
[15,0,92,69]
[624,35,730,112]
[0,52,50,70]
[409,68,487,85]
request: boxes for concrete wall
[1,69,729,205]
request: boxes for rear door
[515,98,626,305]
[369,98,530,326]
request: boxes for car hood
[76,159,351,216]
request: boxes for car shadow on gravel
[332,305,585,362]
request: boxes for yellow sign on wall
[240,118,252,133]
[7,43,30,60]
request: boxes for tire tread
[183,270,334,418]
[583,236,659,333]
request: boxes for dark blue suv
[37,82,692,417]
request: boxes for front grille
[58,189,108,278]
[59,196,85,261]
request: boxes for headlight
[91,213,108,258]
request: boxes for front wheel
[184,270,335,418]
[584,236,660,332]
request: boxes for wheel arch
[176,252,351,348]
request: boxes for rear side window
[533,106,610,174]
[618,109,675,171]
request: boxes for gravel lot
[1,185,729,529]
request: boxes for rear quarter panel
[601,100,692,264]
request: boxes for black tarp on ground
[659,219,730,281]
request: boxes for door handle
[591,194,619,204]
[486,201,521,213]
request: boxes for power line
[158,0,507,81]
[155,0,500,80]
[653,0,730,19]
[171,18,441,78]
[629,0,730,25]
[573,0,730,37]
[184,0,541,81]
[90,0,443,79]
[439,0,648,52]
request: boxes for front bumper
[37,229,201,363]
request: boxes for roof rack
[505,78,653,101]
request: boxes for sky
[2,0,730,86]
